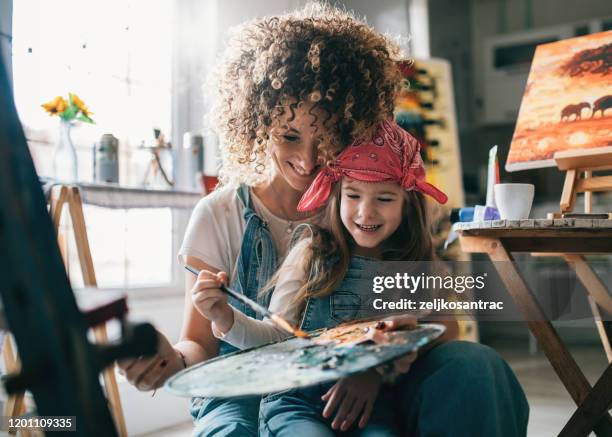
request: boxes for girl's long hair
[268,182,434,307]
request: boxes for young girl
[194,120,529,437]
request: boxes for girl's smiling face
[340,179,405,257]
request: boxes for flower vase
[53,120,78,182]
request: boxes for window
[61,206,174,289]
[12,0,182,292]
[12,0,173,164]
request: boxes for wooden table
[455,218,612,437]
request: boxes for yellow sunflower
[41,96,68,115]
[70,93,91,117]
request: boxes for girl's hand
[381,314,418,331]
[321,369,382,431]
[191,270,233,329]
[380,315,418,374]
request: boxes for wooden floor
[139,344,609,437]
[497,344,607,437]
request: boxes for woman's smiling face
[268,100,332,192]
[340,178,405,257]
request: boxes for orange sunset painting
[507,31,612,171]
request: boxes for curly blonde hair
[211,2,404,185]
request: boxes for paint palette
[165,322,445,398]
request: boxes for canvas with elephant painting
[506,30,611,171]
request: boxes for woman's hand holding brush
[191,270,235,334]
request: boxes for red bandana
[297,119,448,212]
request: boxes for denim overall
[259,256,400,437]
[192,185,278,437]
[260,256,530,437]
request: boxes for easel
[551,146,612,363]
[555,146,612,214]
[3,185,128,437]
[49,185,128,436]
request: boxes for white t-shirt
[178,185,316,285]
[179,186,245,280]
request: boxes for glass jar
[53,120,78,182]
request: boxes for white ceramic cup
[494,183,535,220]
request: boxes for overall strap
[232,184,277,310]
[236,183,257,222]
[219,185,278,355]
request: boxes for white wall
[346,0,410,38]
[172,0,309,176]
[470,0,612,123]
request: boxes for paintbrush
[184,264,309,339]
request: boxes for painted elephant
[591,95,612,118]
[560,102,590,122]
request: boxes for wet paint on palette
[166,321,445,398]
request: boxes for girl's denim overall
[260,256,530,437]
[191,185,277,437]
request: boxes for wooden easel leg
[67,187,97,286]
[49,186,69,231]
[93,326,129,437]
[19,402,31,437]
[584,171,592,213]
[487,240,612,436]
[50,185,70,269]
[561,169,577,213]
[65,187,128,437]
[3,336,26,436]
[587,298,612,363]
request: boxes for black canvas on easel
[0,55,119,434]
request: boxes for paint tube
[450,206,499,223]
[485,145,499,207]
[445,205,499,249]
[473,205,500,221]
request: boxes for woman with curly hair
[120,3,403,433]
[119,3,528,436]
